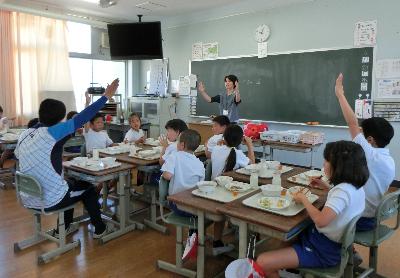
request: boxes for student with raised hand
[253,141,368,277]
[334,73,395,231]
[15,78,119,239]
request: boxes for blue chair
[13,171,80,264]
[354,189,400,276]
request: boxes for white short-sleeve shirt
[161,151,205,195]
[211,145,250,180]
[353,133,395,217]
[317,182,365,242]
[207,134,223,154]
[162,142,178,161]
[83,128,113,154]
[124,128,144,143]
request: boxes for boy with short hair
[83,113,116,154]
[159,119,188,165]
[335,73,395,231]
[15,78,119,238]
[205,115,230,159]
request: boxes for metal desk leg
[270,147,274,161]
[262,145,266,160]
[143,184,168,234]
[197,210,205,278]
[238,220,248,258]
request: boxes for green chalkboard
[191,47,373,126]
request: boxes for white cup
[130,145,137,156]
[92,149,99,160]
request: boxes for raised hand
[335,73,344,98]
[104,78,119,100]
[198,81,205,93]
[234,81,239,92]
[159,134,169,148]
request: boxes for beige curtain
[0,10,75,125]
[0,10,18,122]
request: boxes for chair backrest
[159,177,170,207]
[205,159,212,181]
[15,171,44,210]
[338,215,361,272]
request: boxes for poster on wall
[258,42,268,58]
[377,79,400,99]
[376,59,400,79]
[202,42,219,59]
[192,42,203,60]
[354,20,377,47]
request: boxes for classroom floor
[0,177,399,277]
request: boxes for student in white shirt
[205,115,230,159]
[124,112,145,144]
[332,73,395,232]
[254,141,368,276]
[211,124,255,180]
[162,129,234,256]
[83,113,116,154]
[159,119,188,165]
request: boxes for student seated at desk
[205,115,230,159]
[123,112,145,144]
[253,141,368,277]
[161,129,234,256]
[83,113,117,155]
[15,78,119,238]
[159,119,188,165]
[211,124,255,180]
[0,105,16,168]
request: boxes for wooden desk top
[64,162,134,176]
[262,140,322,150]
[168,188,225,216]
[219,166,326,233]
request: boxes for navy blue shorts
[293,225,341,268]
[356,217,376,232]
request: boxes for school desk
[219,167,326,258]
[167,188,227,278]
[63,162,145,244]
[261,140,323,169]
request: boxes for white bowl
[72,157,88,166]
[197,181,217,194]
[214,176,233,187]
[303,170,324,181]
[138,149,157,158]
[288,186,312,198]
[101,157,116,165]
[245,164,261,173]
[260,184,282,197]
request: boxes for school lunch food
[258,197,290,210]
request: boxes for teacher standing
[197,74,241,123]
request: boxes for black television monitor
[107,22,163,60]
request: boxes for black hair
[179,129,201,152]
[361,117,394,148]
[39,99,66,126]
[0,106,3,113]
[27,118,39,128]
[66,111,78,120]
[224,75,239,88]
[165,119,188,133]
[212,115,230,127]
[323,140,369,188]
[129,112,141,122]
[90,113,104,124]
[223,124,244,172]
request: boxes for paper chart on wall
[178,76,191,96]
[354,20,377,47]
[376,59,400,79]
[202,42,219,59]
[377,79,400,99]
[192,42,203,60]
[258,42,268,58]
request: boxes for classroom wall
[139,0,400,178]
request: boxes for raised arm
[49,78,119,141]
[84,90,91,132]
[234,81,241,103]
[243,136,255,164]
[198,81,212,103]
[335,73,360,139]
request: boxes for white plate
[224,181,252,192]
[258,196,291,210]
[242,192,319,217]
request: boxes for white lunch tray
[192,184,259,203]
[70,162,122,172]
[242,192,318,216]
[129,153,160,160]
[236,165,293,178]
[287,170,327,186]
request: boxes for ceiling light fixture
[99,0,118,8]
